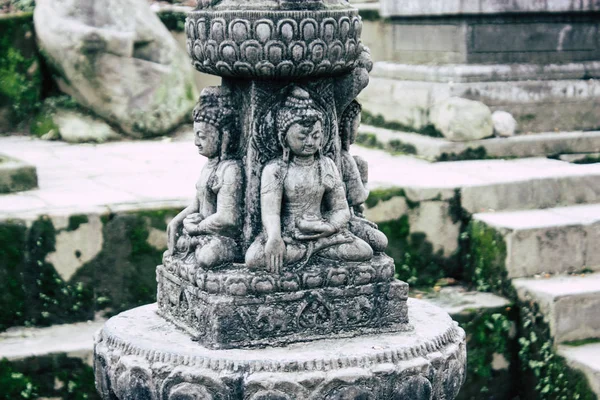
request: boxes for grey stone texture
[492,111,517,138]
[0,154,38,194]
[50,109,123,143]
[429,97,493,142]
[360,70,600,133]
[380,0,600,17]
[473,204,600,278]
[359,125,600,161]
[95,300,466,400]
[34,0,199,138]
[514,273,600,344]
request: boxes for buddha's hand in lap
[183,213,204,235]
[296,218,337,240]
[265,236,286,274]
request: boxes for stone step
[513,273,600,344]
[358,124,600,162]
[473,204,600,279]
[0,319,103,364]
[558,342,600,397]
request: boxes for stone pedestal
[95,299,466,400]
[360,1,600,133]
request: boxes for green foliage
[454,308,519,400]
[10,0,35,12]
[466,220,509,294]
[30,95,83,137]
[355,132,384,149]
[0,13,42,124]
[364,187,407,208]
[0,359,37,400]
[387,139,417,155]
[358,8,380,21]
[0,221,27,330]
[572,155,600,165]
[518,302,598,400]
[157,10,187,32]
[378,216,447,287]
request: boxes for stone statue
[166,89,243,280]
[245,87,373,272]
[340,100,388,253]
[94,0,467,397]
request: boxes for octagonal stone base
[94,299,466,399]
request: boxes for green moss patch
[466,220,509,295]
[157,9,187,32]
[1,355,99,400]
[0,12,42,125]
[454,307,519,400]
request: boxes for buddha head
[340,100,362,151]
[192,88,237,160]
[276,87,325,161]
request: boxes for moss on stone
[378,216,448,287]
[518,301,598,400]
[364,187,407,208]
[563,338,600,347]
[454,307,520,400]
[437,146,489,162]
[10,169,37,191]
[29,110,59,137]
[572,155,600,165]
[0,358,37,400]
[2,355,100,400]
[0,12,42,125]
[355,132,384,150]
[0,220,28,331]
[361,110,443,138]
[466,220,510,295]
[387,139,417,155]
[157,10,187,32]
[358,8,380,21]
[67,215,89,232]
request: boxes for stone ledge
[381,0,600,18]
[558,342,600,397]
[371,61,600,83]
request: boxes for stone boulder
[492,110,518,138]
[429,97,494,142]
[34,0,199,138]
[50,109,123,143]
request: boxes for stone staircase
[1,134,600,398]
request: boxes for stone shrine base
[94,299,466,400]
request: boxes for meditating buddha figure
[245,87,373,273]
[166,95,243,280]
[340,100,388,253]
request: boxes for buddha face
[194,121,220,158]
[285,120,323,157]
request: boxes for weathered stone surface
[34,0,199,138]
[514,273,600,343]
[157,255,408,349]
[492,111,517,138]
[95,300,466,400]
[473,204,600,278]
[51,109,123,143]
[0,154,38,194]
[409,201,461,258]
[429,97,494,142]
[381,0,600,17]
[361,65,600,133]
[558,343,600,397]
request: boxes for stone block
[473,205,600,279]
[157,255,409,349]
[409,201,461,257]
[0,154,38,193]
[558,343,600,397]
[514,273,600,343]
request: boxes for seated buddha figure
[340,100,388,253]
[245,87,373,273]
[166,95,243,280]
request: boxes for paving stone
[0,319,105,365]
[514,273,600,344]
[474,205,600,278]
[0,154,38,193]
[558,342,600,397]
